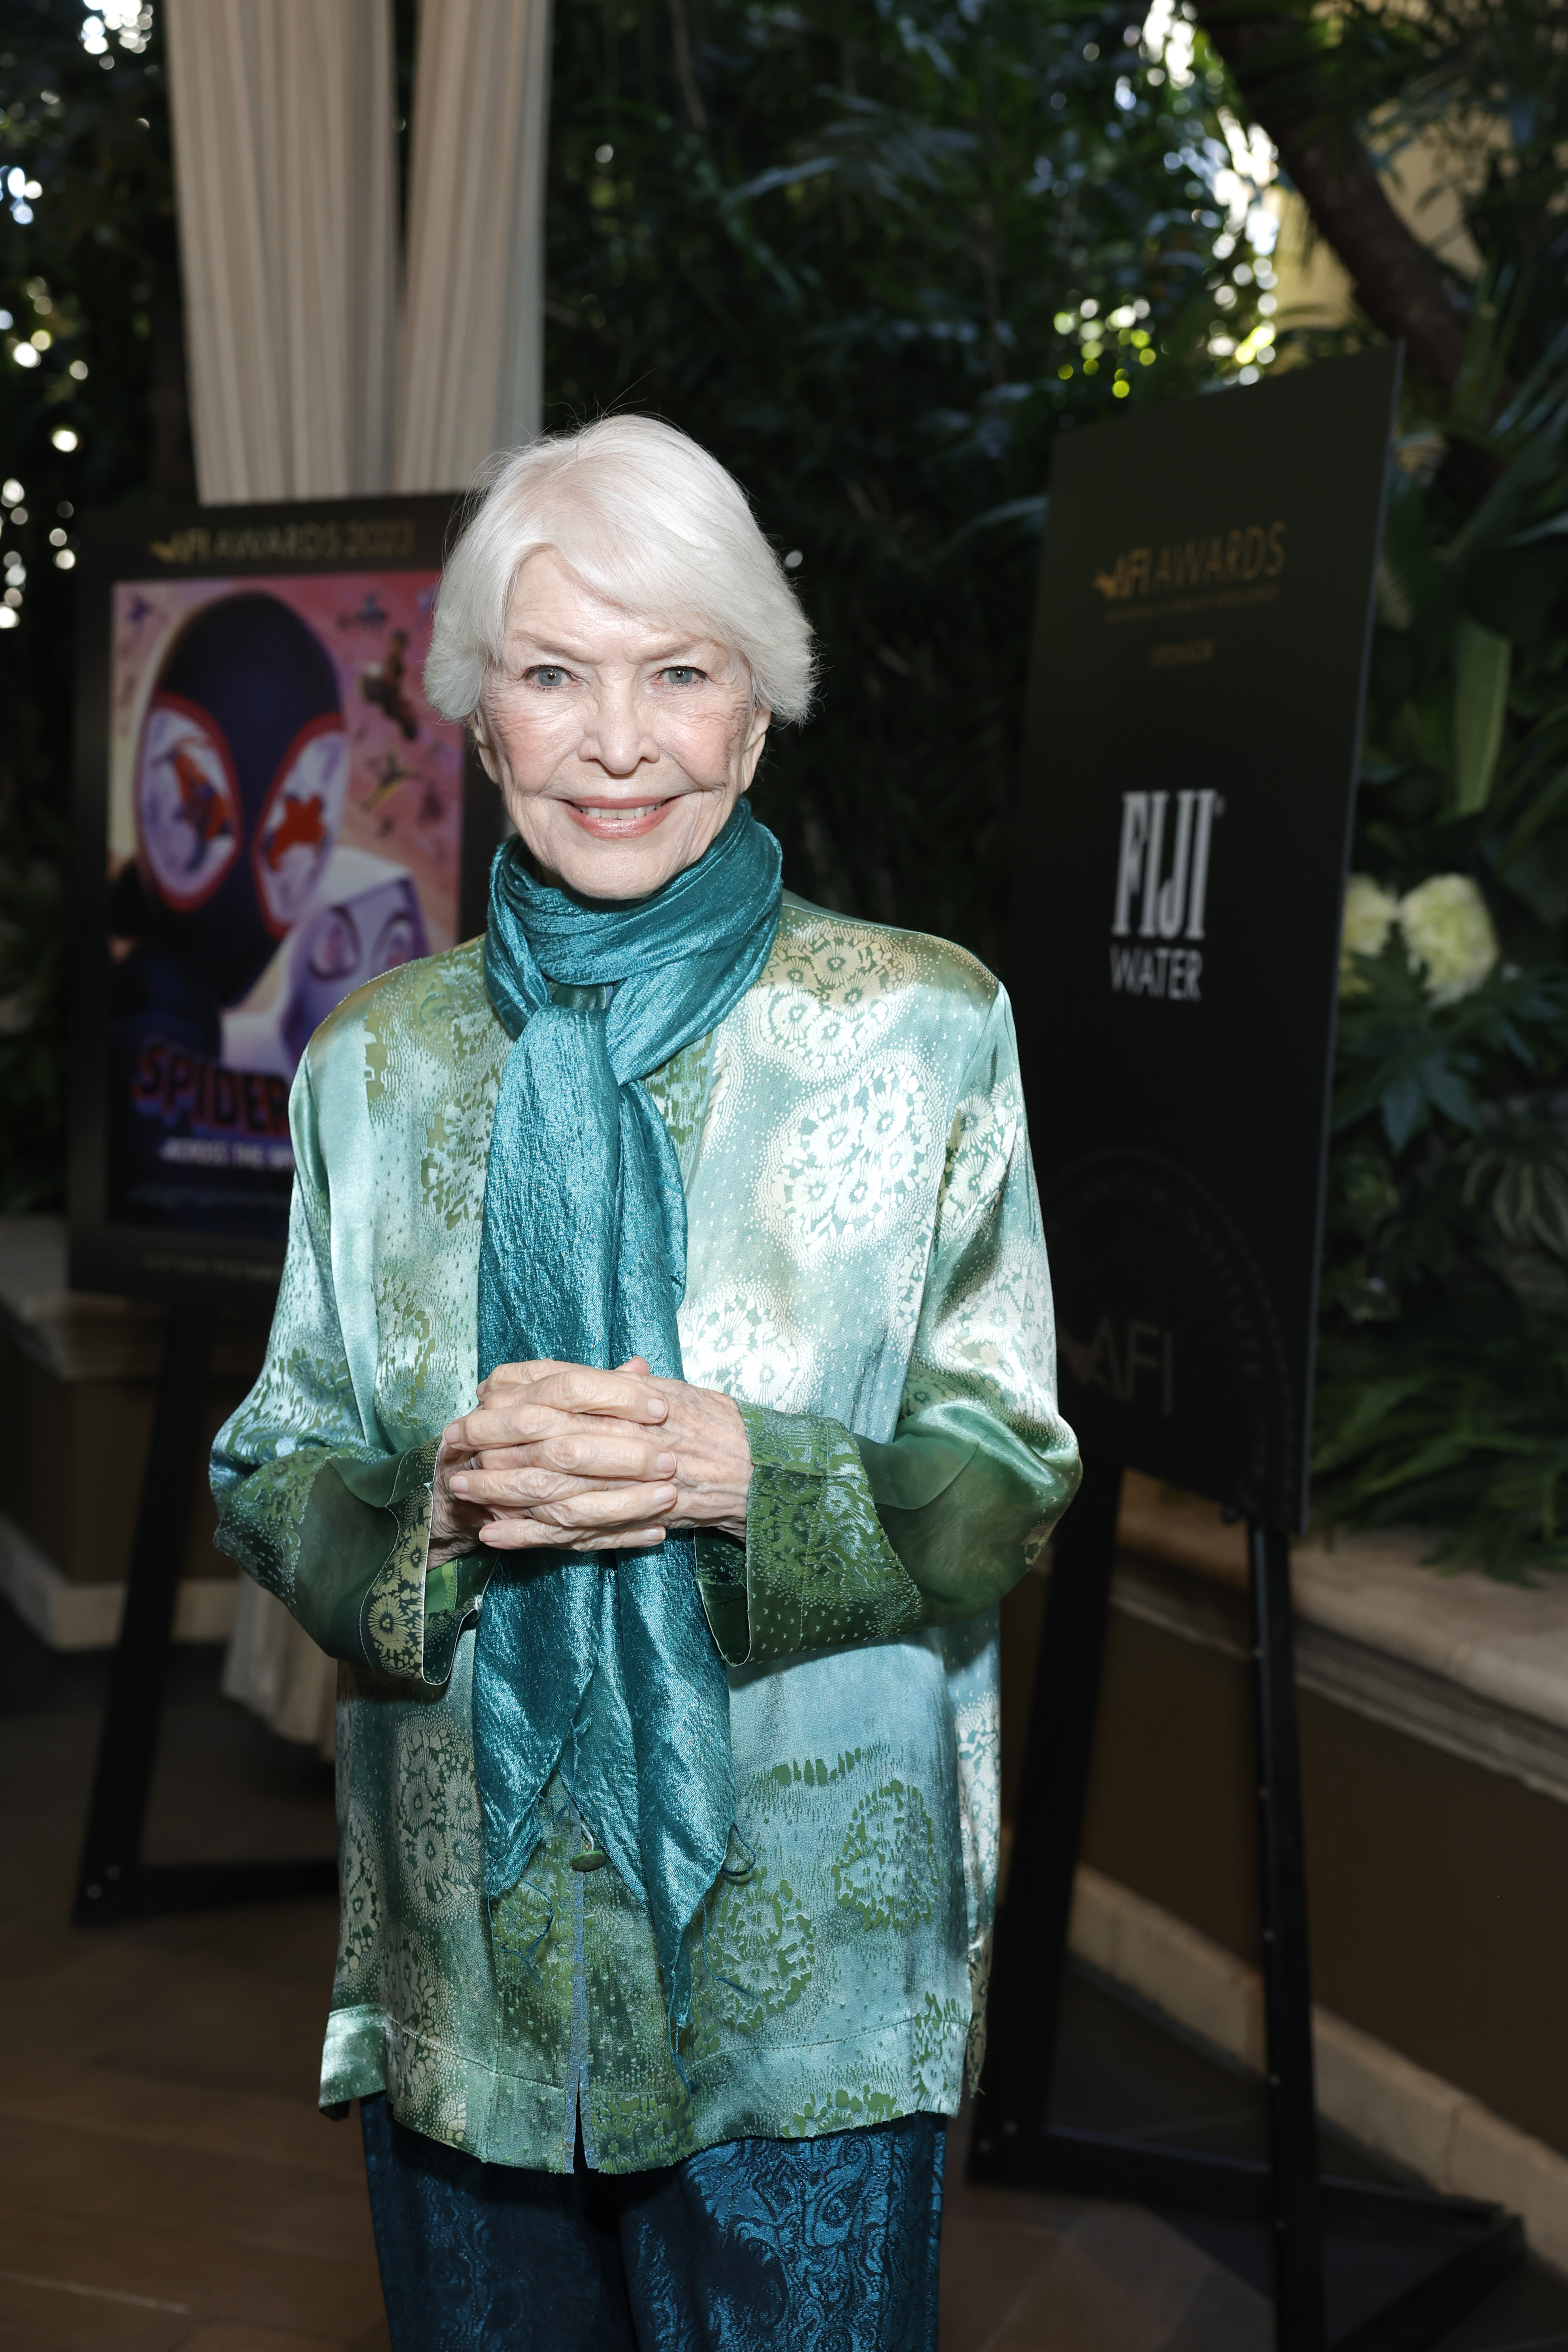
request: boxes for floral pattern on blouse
[213,893,1078,2172]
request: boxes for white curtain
[164,0,552,1742]
[163,0,399,502]
[396,0,552,489]
[165,0,552,497]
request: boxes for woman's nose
[584,685,655,774]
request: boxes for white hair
[424,416,817,727]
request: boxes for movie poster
[104,567,464,1241]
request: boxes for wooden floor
[3,1626,1282,2352]
[941,2161,1269,2350]
[14,1630,1568,2349]
[12,1631,1568,2350]
[4,1636,380,2352]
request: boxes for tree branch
[1192,7,1469,396]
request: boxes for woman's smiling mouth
[565,798,676,838]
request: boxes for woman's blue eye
[663,666,700,686]
[527,665,568,688]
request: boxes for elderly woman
[212,416,1079,2352]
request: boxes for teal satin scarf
[472,798,783,2039]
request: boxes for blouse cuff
[291,1440,486,1684]
[856,1402,1075,1624]
[695,1402,924,1668]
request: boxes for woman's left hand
[445,1357,753,1551]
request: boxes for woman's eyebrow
[510,631,714,666]
[509,635,594,663]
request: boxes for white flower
[1397,874,1500,1007]
[1339,875,1399,995]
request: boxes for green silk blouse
[211,894,1080,2172]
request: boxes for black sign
[69,495,501,1309]
[1010,347,1400,1529]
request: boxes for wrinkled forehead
[498,548,752,679]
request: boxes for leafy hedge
[543,0,1275,962]
[1318,325,1568,1573]
[0,6,182,1210]
[545,0,1568,1572]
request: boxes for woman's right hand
[428,1357,678,1566]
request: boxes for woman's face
[473,548,771,900]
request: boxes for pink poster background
[109,567,464,960]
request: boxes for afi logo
[1060,1316,1175,1415]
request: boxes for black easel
[972,1457,1524,2352]
[73,1303,338,1926]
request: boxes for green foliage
[0,11,180,503]
[1232,0,1568,402]
[0,4,183,1208]
[1362,5,1563,259]
[1313,353,1568,1573]
[543,0,1271,961]
[548,0,1568,1573]
[1168,1,1568,1573]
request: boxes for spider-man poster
[83,523,475,1275]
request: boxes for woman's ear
[471,707,502,787]
[740,702,772,788]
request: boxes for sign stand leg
[973,1480,1524,2352]
[1249,1521,1327,2350]
[73,1303,338,1926]
[980,1455,1124,2142]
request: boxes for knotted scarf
[471,797,783,2034]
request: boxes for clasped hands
[428,1359,753,1569]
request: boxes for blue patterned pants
[361,2096,944,2351]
